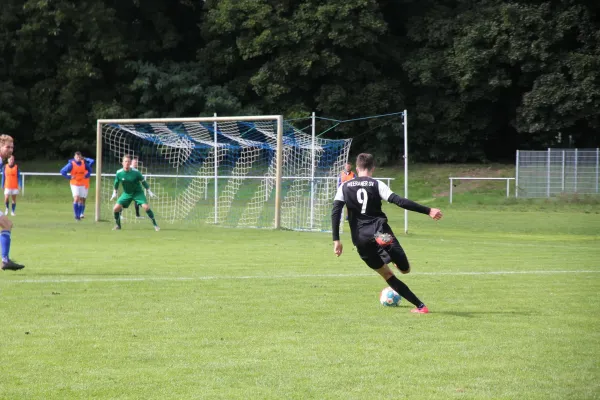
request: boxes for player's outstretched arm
[377,180,431,215]
[388,193,431,215]
[429,208,443,220]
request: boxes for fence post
[515,150,519,198]
[547,148,551,197]
[449,178,453,203]
[592,148,600,193]
[574,148,578,193]
[213,113,218,224]
[506,178,510,198]
[310,111,316,230]
[22,174,25,196]
[561,150,565,192]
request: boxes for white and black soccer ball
[379,287,401,306]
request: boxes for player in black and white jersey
[331,153,442,313]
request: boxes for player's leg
[70,185,82,220]
[4,191,8,214]
[0,214,24,270]
[382,241,410,274]
[375,225,410,274]
[11,194,16,215]
[358,243,427,313]
[80,198,85,218]
[113,203,123,229]
[80,188,88,219]
[140,203,159,231]
[134,201,141,218]
[113,194,133,230]
[136,193,159,230]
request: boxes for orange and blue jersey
[83,158,95,189]
[2,164,21,189]
[337,170,355,187]
[60,159,91,186]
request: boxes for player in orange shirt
[79,157,95,219]
[0,134,24,271]
[60,151,92,221]
[337,163,355,221]
[337,163,355,186]
[2,155,21,216]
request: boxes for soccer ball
[379,287,401,306]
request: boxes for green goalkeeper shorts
[117,191,148,208]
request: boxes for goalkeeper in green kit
[111,154,160,231]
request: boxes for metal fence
[516,148,600,198]
[448,177,515,203]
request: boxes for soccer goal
[95,116,352,231]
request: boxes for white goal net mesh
[98,117,352,231]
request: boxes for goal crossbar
[95,115,284,227]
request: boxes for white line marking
[405,236,599,249]
[1,270,598,284]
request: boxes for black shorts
[355,225,409,271]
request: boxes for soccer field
[1,187,599,399]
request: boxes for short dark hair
[74,151,82,157]
[123,154,132,161]
[356,153,374,171]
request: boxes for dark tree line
[1,0,598,162]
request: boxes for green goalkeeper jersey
[114,168,149,194]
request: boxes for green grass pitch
[1,169,599,399]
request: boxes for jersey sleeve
[376,180,394,201]
[333,184,345,202]
[138,170,150,189]
[84,161,92,178]
[60,161,73,179]
[113,172,120,190]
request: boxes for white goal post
[95,115,352,231]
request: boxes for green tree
[402,0,600,160]
[9,0,205,157]
[202,0,408,162]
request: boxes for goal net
[95,116,352,231]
